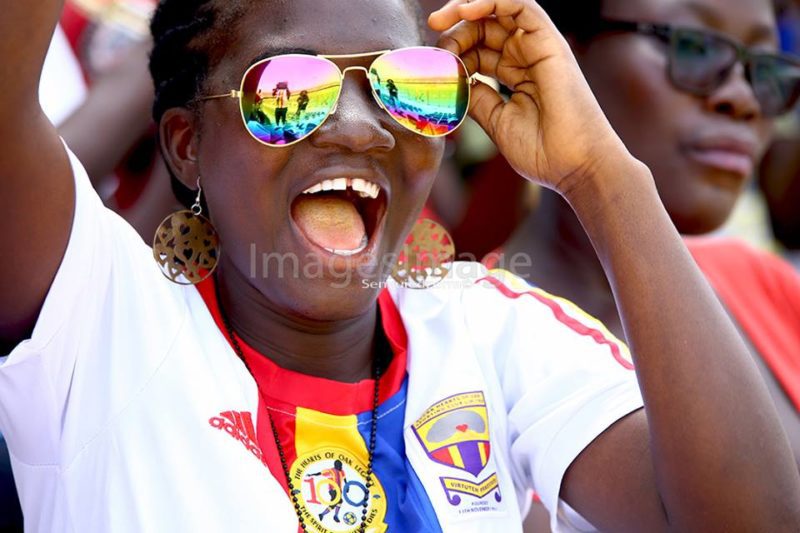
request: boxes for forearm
[566,156,800,530]
[0,0,65,115]
[0,0,75,341]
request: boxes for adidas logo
[209,411,269,469]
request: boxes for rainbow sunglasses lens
[240,55,343,146]
[237,48,471,146]
[369,48,471,137]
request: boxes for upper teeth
[302,178,380,199]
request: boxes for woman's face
[574,0,777,234]
[190,0,444,320]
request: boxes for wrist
[561,153,656,220]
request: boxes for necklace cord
[214,281,382,532]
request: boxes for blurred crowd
[2,0,800,531]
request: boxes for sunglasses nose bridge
[329,66,379,116]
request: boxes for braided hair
[149,0,250,207]
[149,0,425,208]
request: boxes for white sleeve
[0,143,179,467]
[470,270,643,532]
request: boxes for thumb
[468,79,505,139]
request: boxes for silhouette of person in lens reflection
[386,79,398,106]
[272,81,291,126]
[295,90,309,120]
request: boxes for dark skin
[504,0,800,467]
[161,0,444,381]
[2,0,800,531]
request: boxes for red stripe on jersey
[480,276,634,370]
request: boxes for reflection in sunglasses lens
[237,48,472,146]
[750,55,800,116]
[370,48,470,137]
[241,56,341,146]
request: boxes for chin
[670,202,737,235]
[274,277,385,323]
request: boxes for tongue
[292,195,367,251]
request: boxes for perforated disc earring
[152,179,220,285]
[391,219,455,289]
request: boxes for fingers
[467,79,505,139]
[436,19,510,57]
[460,47,503,82]
[428,0,473,32]
[429,0,553,35]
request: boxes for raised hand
[429,0,634,195]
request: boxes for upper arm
[469,270,648,530]
[0,118,74,343]
[0,1,77,342]
[561,409,668,533]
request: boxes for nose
[310,72,396,153]
[704,62,762,121]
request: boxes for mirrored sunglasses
[197,46,474,147]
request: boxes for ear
[159,107,201,190]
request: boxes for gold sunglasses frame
[196,46,477,148]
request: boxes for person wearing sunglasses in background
[482,1,800,529]
[1,1,800,532]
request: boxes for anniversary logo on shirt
[412,391,502,516]
[289,449,388,533]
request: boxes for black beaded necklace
[215,286,382,533]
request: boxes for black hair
[149,0,425,209]
[150,0,213,208]
[536,0,603,42]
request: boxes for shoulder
[387,263,631,367]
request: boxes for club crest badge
[289,449,388,533]
[412,392,502,513]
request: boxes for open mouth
[290,177,388,258]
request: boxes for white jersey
[0,146,643,532]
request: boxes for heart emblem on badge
[456,424,469,433]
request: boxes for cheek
[582,42,688,172]
[197,108,294,237]
[400,136,445,194]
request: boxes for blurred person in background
[483,0,800,529]
[58,0,176,240]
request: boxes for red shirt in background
[686,238,800,411]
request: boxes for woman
[496,0,800,468]
[0,1,799,532]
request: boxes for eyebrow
[247,47,319,67]
[677,1,777,45]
